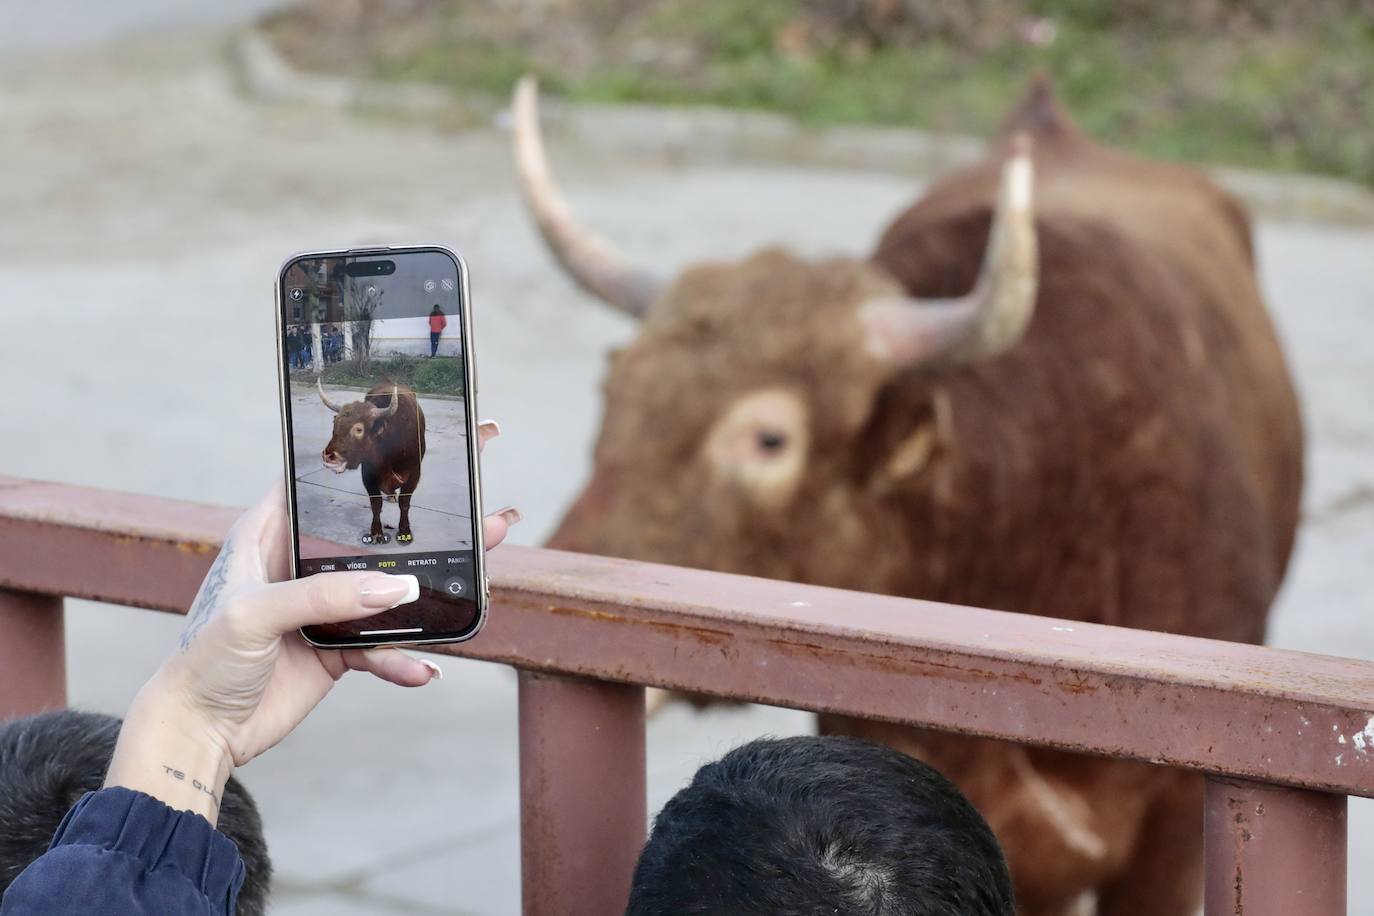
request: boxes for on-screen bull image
[317,379,426,544]
[291,364,472,556]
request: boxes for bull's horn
[379,385,400,417]
[860,134,1038,368]
[512,75,662,318]
[317,377,344,413]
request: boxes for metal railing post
[1204,776,1347,915]
[0,589,66,718]
[518,670,646,916]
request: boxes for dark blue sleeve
[0,787,245,915]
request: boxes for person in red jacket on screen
[428,305,447,357]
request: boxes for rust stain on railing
[547,604,734,646]
[765,636,1048,688]
[173,540,220,554]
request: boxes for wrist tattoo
[161,765,221,810]
[180,538,233,651]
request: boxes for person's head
[431,305,443,314]
[627,735,1014,916]
[0,710,272,915]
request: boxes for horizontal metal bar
[3,475,1373,796]
[0,476,343,611]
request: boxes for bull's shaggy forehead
[332,402,375,423]
[643,248,899,380]
[594,249,901,460]
[648,249,900,337]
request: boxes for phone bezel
[274,245,488,648]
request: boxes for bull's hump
[997,73,1083,149]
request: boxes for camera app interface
[281,252,477,636]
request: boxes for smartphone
[275,245,487,648]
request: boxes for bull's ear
[879,424,937,488]
[854,388,945,498]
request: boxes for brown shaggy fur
[547,78,1302,916]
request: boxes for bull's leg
[367,494,385,541]
[361,466,386,542]
[396,491,413,543]
[1094,771,1203,916]
[395,471,419,543]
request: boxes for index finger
[228,571,420,637]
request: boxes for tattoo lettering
[179,538,233,651]
[161,764,221,810]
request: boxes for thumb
[230,572,420,637]
[249,482,292,584]
[217,484,291,585]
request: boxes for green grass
[293,355,465,398]
[572,21,1374,183]
[266,1,1374,185]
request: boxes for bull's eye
[704,388,809,510]
[351,423,364,439]
[757,430,786,453]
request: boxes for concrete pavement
[1,25,1371,915]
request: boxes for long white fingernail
[392,575,421,607]
[419,659,444,681]
[360,574,420,609]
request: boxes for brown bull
[318,378,427,544]
[516,75,1303,916]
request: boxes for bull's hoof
[396,531,414,543]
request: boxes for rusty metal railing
[1,475,1369,915]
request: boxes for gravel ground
[1,23,1371,916]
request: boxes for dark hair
[0,710,272,915]
[627,735,1014,916]
[431,305,443,313]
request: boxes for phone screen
[278,248,484,646]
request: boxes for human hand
[104,420,516,824]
